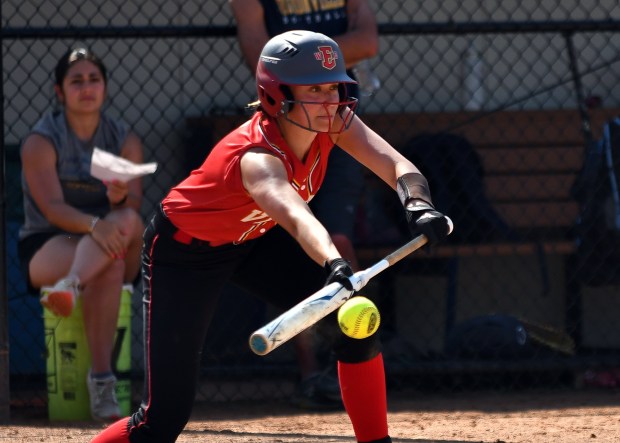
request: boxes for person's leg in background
[291,327,343,409]
[27,208,144,421]
[29,232,124,423]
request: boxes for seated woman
[18,47,145,422]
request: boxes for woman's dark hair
[54,48,107,87]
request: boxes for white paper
[90,147,158,183]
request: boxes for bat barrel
[249,334,270,356]
[248,283,352,355]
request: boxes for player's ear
[280,85,294,112]
[338,83,348,101]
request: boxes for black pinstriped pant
[126,206,380,442]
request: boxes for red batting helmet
[256,30,358,129]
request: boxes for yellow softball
[337,296,381,339]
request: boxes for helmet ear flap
[259,86,276,107]
[257,81,285,117]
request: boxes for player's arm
[333,115,421,191]
[240,148,342,266]
[21,134,97,234]
[229,0,270,73]
[334,0,379,68]
[333,116,450,245]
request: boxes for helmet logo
[315,46,338,70]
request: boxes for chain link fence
[3,0,620,418]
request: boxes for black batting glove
[324,258,354,290]
[405,200,450,246]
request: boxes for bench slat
[485,174,575,201]
[479,146,584,173]
[363,108,620,152]
[356,240,576,262]
[494,202,578,228]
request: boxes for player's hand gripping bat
[249,216,454,355]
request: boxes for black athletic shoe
[291,372,343,411]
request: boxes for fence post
[564,31,594,145]
[0,29,11,422]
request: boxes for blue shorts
[310,147,364,238]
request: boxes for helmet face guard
[256,30,358,133]
[280,98,358,133]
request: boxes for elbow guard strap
[396,173,433,208]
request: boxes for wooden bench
[357,108,620,353]
[357,109,619,257]
[185,108,620,352]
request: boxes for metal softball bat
[249,216,453,356]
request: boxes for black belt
[156,204,210,246]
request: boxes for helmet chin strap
[280,99,358,134]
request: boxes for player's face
[56,60,106,115]
[288,83,343,132]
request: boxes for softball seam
[354,307,375,337]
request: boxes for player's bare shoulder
[240,147,288,189]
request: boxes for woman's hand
[105,179,129,206]
[90,218,127,259]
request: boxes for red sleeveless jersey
[162,112,334,246]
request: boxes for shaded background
[2,0,620,418]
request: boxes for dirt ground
[2,388,620,442]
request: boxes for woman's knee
[318,313,382,363]
[333,334,382,363]
[109,208,144,233]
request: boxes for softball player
[92,30,449,443]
